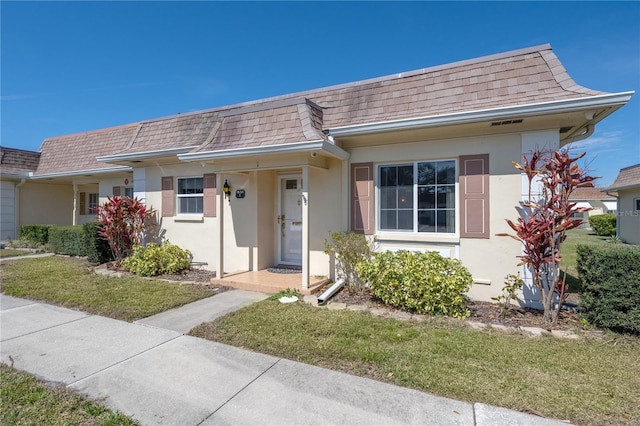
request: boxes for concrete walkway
[1,292,567,426]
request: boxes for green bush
[122,242,192,277]
[357,250,472,318]
[588,214,616,236]
[48,225,86,256]
[18,225,52,246]
[577,244,640,334]
[324,231,372,287]
[83,222,114,264]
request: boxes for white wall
[618,188,640,245]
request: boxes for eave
[178,140,350,162]
[97,146,199,166]
[31,166,132,180]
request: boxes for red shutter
[351,162,374,235]
[79,192,86,216]
[112,186,121,197]
[162,177,174,217]
[459,154,490,238]
[203,173,216,217]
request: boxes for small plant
[324,231,372,287]
[18,225,52,246]
[122,242,192,277]
[357,250,472,318]
[492,273,524,317]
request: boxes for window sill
[174,215,204,223]
[374,232,460,244]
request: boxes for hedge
[83,222,114,264]
[48,225,86,256]
[577,244,640,334]
[18,225,52,246]
[588,214,616,236]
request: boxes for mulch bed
[330,286,583,331]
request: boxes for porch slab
[211,269,329,295]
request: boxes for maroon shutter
[203,173,216,217]
[351,163,374,235]
[459,154,490,238]
[112,186,121,197]
[79,192,86,216]
[162,177,174,217]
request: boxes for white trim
[31,166,131,179]
[179,140,350,162]
[97,146,199,163]
[176,176,204,215]
[327,92,634,137]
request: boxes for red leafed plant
[498,149,595,323]
[95,196,157,264]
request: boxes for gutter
[178,140,350,162]
[327,92,634,137]
[31,166,131,180]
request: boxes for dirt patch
[330,286,583,331]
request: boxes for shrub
[577,244,640,334]
[324,231,372,287]
[48,225,86,256]
[96,196,157,263]
[588,214,616,237]
[83,222,114,264]
[357,250,472,318]
[122,242,192,277]
[18,225,51,246]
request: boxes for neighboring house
[2,44,633,304]
[606,164,640,245]
[568,187,617,228]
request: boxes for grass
[0,256,216,321]
[0,249,31,258]
[0,363,136,425]
[190,301,640,426]
[561,229,614,292]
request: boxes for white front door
[278,175,303,265]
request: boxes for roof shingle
[607,164,640,191]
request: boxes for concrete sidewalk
[1,293,566,426]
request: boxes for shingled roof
[32,43,631,175]
[34,124,138,176]
[569,187,616,200]
[0,147,40,177]
[607,164,640,191]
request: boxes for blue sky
[2,1,638,186]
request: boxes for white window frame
[177,176,204,215]
[376,159,457,235]
[87,193,99,215]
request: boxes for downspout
[15,179,26,239]
[563,124,595,145]
[72,183,78,226]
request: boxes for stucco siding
[20,182,73,226]
[618,188,640,245]
[143,165,219,272]
[347,133,524,301]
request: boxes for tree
[95,196,156,264]
[498,149,595,323]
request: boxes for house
[606,164,640,244]
[568,187,617,228]
[1,44,633,303]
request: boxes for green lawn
[0,256,216,321]
[0,249,32,259]
[1,364,137,426]
[190,301,640,426]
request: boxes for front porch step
[210,276,328,296]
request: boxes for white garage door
[0,181,16,241]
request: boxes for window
[177,177,203,214]
[379,160,456,233]
[635,198,640,212]
[88,193,99,214]
[124,187,134,198]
